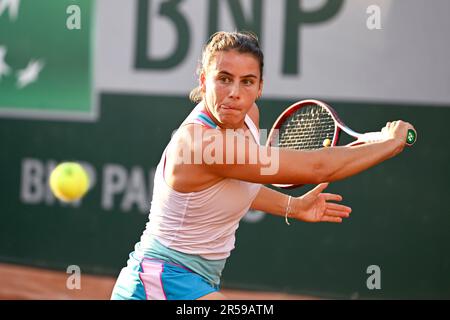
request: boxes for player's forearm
[202,129,403,186]
[314,138,403,183]
[250,186,289,217]
[272,138,402,185]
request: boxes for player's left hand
[291,183,352,223]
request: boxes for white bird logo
[17,59,45,88]
[0,0,20,21]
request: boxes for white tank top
[143,103,262,260]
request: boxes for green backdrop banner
[0,0,94,118]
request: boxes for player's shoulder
[170,123,218,151]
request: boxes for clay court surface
[0,263,315,300]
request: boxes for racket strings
[278,104,336,150]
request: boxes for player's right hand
[381,120,416,149]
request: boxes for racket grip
[359,129,417,146]
[358,132,385,143]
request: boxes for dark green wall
[1,94,449,299]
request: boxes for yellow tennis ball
[49,162,89,202]
[323,138,332,147]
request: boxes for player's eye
[218,76,231,84]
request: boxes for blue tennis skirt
[110,252,219,300]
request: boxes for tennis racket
[266,99,417,189]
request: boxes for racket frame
[266,99,415,189]
[266,99,365,189]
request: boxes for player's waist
[135,236,227,287]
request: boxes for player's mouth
[219,104,240,112]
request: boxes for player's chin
[217,114,242,127]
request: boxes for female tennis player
[111,31,415,300]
